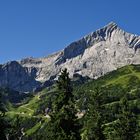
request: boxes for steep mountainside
[1,22,140,92]
[0,61,41,92]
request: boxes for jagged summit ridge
[56,22,119,64]
[1,22,140,92]
[89,21,119,40]
[106,21,118,27]
[56,21,140,65]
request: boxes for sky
[0,0,140,64]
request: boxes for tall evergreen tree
[84,88,105,140]
[114,95,139,140]
[46,68,81,140]
[9,115,24,140]
[0,90,8,140]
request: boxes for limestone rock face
[1,22,140,92]
[0,61,41,92]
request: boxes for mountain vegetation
[45,69,81,140]
[1,64,140,139]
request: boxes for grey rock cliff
[0,61,41,92]
[1,22,140,92]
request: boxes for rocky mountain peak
[1,22,140,92]
[4,60,20,67]
[56,22,119,64]
[105,21,118,28]
[0,60,41,92]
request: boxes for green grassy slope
[75,64,140,138]
[6,87,56,138]
[76,64,140,109]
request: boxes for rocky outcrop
[0,61,41,92]
[1,22,140,92]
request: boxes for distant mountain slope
[0,61,41,92]
[1,22,140,92]
[0,87,31,104]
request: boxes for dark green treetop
[114,95,139,140]
[46,68,81,140]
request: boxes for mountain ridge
[1,22,140,92]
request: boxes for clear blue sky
[0,0,140,64]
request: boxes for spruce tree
[46,68,81,140]
[114,95,139,140]
[9,115,24,140]
[0,90,7,140]
[84,88,105,140]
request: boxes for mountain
[0,61,41,92]
[1,22,140,92]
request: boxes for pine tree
[0,90,7,140]
[84,88,105,140]
[9,115,24,140]
[46,68,81,140]
[114,95,139,140]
